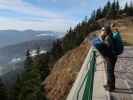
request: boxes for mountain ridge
[0,30,63,48]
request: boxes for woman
[93,26,117,91]
[101,26,117,92]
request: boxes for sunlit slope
[93,17,133,45]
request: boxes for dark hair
[104,25,112,35]
[115,28,119,32]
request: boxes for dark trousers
[106,56,117,89]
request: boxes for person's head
[114,28,119,33]
[100,27,106,37]
[104,25,112,35]
[100,25,112,37]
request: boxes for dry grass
[121,26,133,45]
[112,17,133,45]
[43,41,90,100]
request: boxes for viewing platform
[67,46,133,100]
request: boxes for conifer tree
[89,10,96,23]
[116,0,120,15]
[96,8,103,20]
[24,49,33,71]
[0,78,7,100]
[124,2,129,14]
[128,1,133,16]
[103,1,111,17]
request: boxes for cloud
[0,0,79,32]
[0,17,77,32]
[36,33,55,37]
[10,57,22,63]
[1,0,132,32]
[0,0,64,19]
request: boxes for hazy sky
[0,0,132,32]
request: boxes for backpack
[92,37,103,50]
[112,32,124,55]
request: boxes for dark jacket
[103,34,116,58]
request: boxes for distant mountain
[0,38,54,65]
[0,30,63,64]
[0,62,24,88]
[0,38,52,87]
[0,30,60,87]
[0,30,63,48]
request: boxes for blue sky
[0,0,132,32]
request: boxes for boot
[104,85,115,92]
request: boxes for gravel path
[110,46,133,100]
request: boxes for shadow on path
[112,88,133,94]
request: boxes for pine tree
[51,39,63,58]
[106,0,118,19]
[36,47,40,56]
[89,10,96,23]
[13,51,45,100]
[128,1,133,16]
[102,1,111,17]
[96,8,103,20]
[68,27,73,33]
[34,49,50,80]
[116,0,120,15]
[24,49,33,71]
[84,16,88,23]
[0,79,7,100]
[12,76,22,100]
[125,2,128,14]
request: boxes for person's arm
[104,36,111,47]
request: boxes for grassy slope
[43,41,90,100]
[112,17,133,45]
